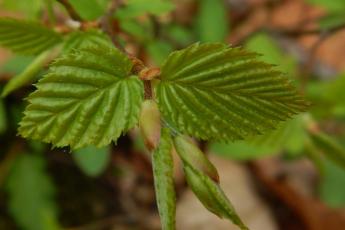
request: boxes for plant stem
[56,0,83,21]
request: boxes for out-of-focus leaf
[195,0,229,42]
[73,146,111,177]
[147,40,173,65]
[210,115,307,160]
[152,128,176,230]
[164,24,194,46]
[68,0,105,20]
[307,0,345,12]
[0,99,7,134]
[0,56,34,74]
[0,18,62,55]
[119,19,152,42]
[245,33,297,76]
[6,154,59,230]
[2,51,49,97]
[1,0,43,18]
[319,159,345,207]
[116,0,175,19]
[310,131,345,170]
[319,13,345,30]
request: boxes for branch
[56,0,83,21]
[100,0,125,52]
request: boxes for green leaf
[1,56,34,74]
[183,165,248,230]
[147,40,173,65]
[73,145,111,177]
[19,43,144,150]
[68,0,105,20]
[0,18,62,55]
[0,99,7,134]
[6,154,60,230]
[309,131,345,170]
[152,128,176,230]
[1,51,49,97]
[62,29,112,53]
[116,0,175,19]
[157,43,308,142]
[307,0,345,12]
[173,135,219,182]
[319,159,345,208]
[245,33,297,76]
[1,0,43,19]
[195,0,229,42]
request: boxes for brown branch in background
[100,0,125,52]
[56,0,83,21]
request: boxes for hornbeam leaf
[156,43,308,141]
[0,18,62,55]
[152,128,176,230]
[19,44,143,149]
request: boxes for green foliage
[245,33,297,76]
[19,43,143,149]
[156,43,308,142]
[6,154,59,230]
[0,18,62,55]
[307,0,345,12]
[147,40,173,65]
[116,0,175,19]
[0,99,7,134]
[1,56,34,74]
[73,145,111,177]
[210,115,307,160]
[195,0,229,42]
[183,165,248,230]
[319,159,345,207]
[62,30,112,53]
[152,128,176,230]
[68,0,106,20]
[0,0,43,19]
[1,51,49,97]
[309,131,345,170]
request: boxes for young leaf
[67,0,105,20]
[0,18,62,55]
[195,0,229,42]
[156,43,308,142]
[19,44,143,150]
[183,165,248,230]
[73,145,111,177]
[173,135,219,182]
[6,154,60,230]
[63,30,112,53]
[1,51,49,97]
[152,128,176,230]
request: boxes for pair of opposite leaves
[19,40,308,149]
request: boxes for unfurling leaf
[173,135,219,182]
[0,18,62,55]
[2,51,50,97]
[183,165,248,230]
[62,30,112,53]
[19,43,143,150]
[139,99,161,151]
[73,145,111,177]
[152,128,176,230]
[156,43,308,142]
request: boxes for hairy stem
[56,0,83,21]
